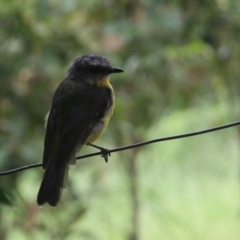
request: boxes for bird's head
[67,54,123,85]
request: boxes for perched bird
[37,54,123,207]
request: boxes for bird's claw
[100,147,111,163]
[87,143,111,163]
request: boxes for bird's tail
[37,155,71,207]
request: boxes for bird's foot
[88,143,111,163]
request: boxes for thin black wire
[77,120,240,158]
[0,163,43,176]
[0,120,240,176]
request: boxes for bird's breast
[85,84,115,144]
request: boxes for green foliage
[0,0,240,239]
[0,186,12,205]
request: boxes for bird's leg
[87,143,111,163]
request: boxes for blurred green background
[0,0,240,239]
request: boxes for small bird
[37,54,123,207]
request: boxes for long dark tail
[37,158,69,207]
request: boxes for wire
[0,163,42,176]
[0,120,239,176]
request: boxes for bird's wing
[42,80,111,169]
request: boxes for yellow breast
[85,76,115,144]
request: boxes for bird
[37,54,123,207]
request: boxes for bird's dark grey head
[67,54,123,81]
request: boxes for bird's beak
[110,67,124,73]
